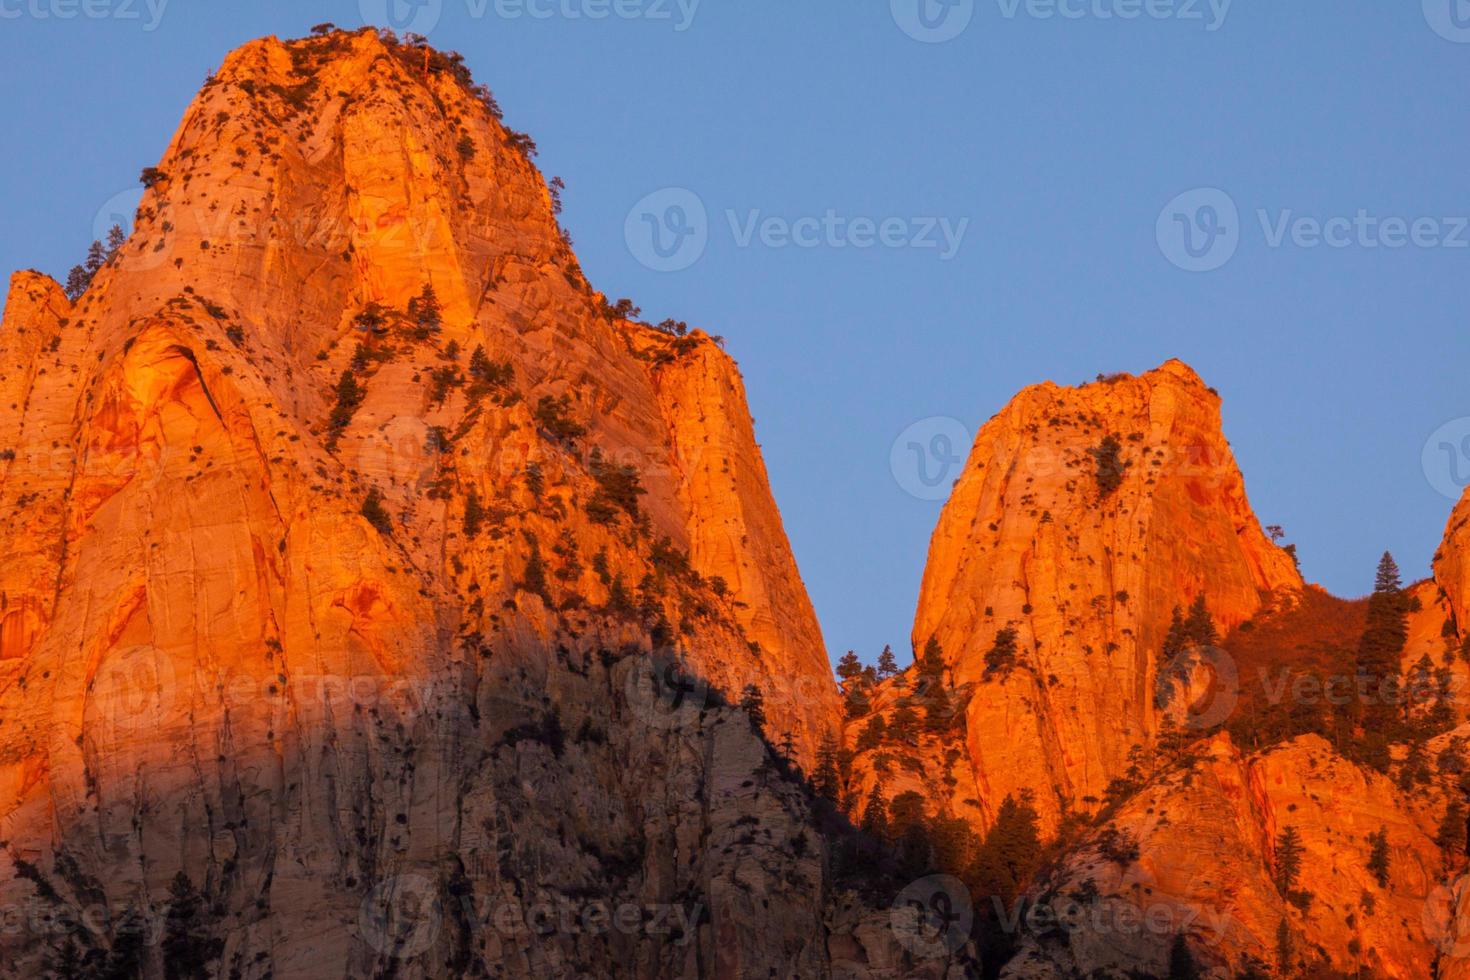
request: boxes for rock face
[0,29,949,980]
[1001,733,1452,979]
[910,362,1302,833]
[870,362,1470,978]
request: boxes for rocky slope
[908,362,1303,834]
[0,29,961,980]
[840,362,1470,977]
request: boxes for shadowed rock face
[912,361,1302,833]
[0,29,958,980]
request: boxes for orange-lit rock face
[0,30,869,978]
[913,361,1302,832]
[1005,733,1451,979]
[1437,488,1470,637]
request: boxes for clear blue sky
[3,2,1468,668]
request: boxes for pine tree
[327,369,364,447]
[407,282,442,338]
[859,784,889,840]
[813,733,840,800]
[1167,933,1201,980]
[463,491,484,537]
[739,684,766,734]
[876,644,898,678]
[890,791,931,875]
[968,793,1042,910]
[1367,827,1390,888]
[107,905,148,978]
[924,684,953,733]
[1438,797,1468,861]
[1184,594,1217,647]
[1162,605,1189,659]
[1090,433,1128,499]
[163,870,217,980]
[836,650,864,684]
[917,636,945,679]
[105,223,126,260]
[1273,826,1304,894]
[1358,552,1409,732]
[1274,918,1294,976]
[888,704,919,744]
[84,239,106,277]
[855,714,886,751]
[360,489,392,534]
[64,264,90,301]
[983,627,1020,681]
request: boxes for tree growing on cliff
[105,224,126,261]
[1356,552,1409,734]
[1184,594,1218,647]
[813,733,840,801]
[1438,798,1468,862]
[877,645,899,679]
[968,793,1042,913]
[1167,933,1201,980]
[163,871,221,980]
[860,783,890,840]
[326,369,364,450]
[1090,433,1128,500]
[1367,827,1391,888]
[1274,918,1295,976]
[463,491,484,537]
[739,684,766,735]
[1162,605,1189,659]
[407,282,442,339]
[1273,826,1304,895]
[855,714,886,752]
[983,627,1019,682]
[917,635,946,679]
[361,489,392,534]
[64,264,90,301]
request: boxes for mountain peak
[910,354,1300,830]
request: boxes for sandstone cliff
[909,362,1302,833]
[0,29,950,980]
